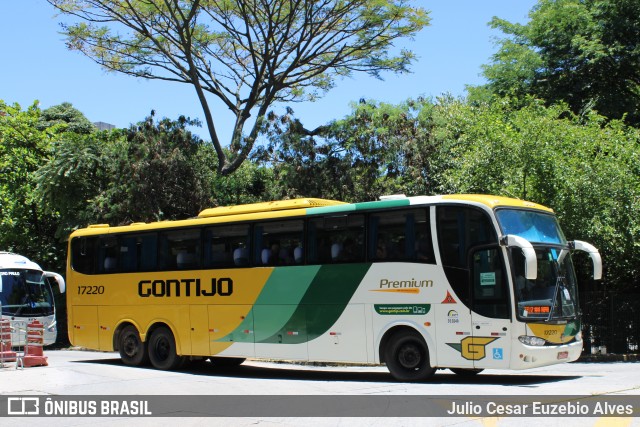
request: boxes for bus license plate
[557,351,569,360]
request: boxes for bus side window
[71,237,98,275]
[308,214,364,264]
[368,209,434,263]
[204,224,250,268]
[471,247,509,319]
[159,229,201,271]
[99,236,119,273]
[436,206,498,308]
[254,220,304,266]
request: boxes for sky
[1,1,536,144]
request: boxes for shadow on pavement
[74,357,582,386]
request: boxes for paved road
[0,350,638,426]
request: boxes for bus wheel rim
[398,343,422,370]
[123,335,139,357]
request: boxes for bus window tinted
[204,224,250,268]
[159,229,201,270]
[308,215,365,264]
[254,220,304,266]
[369,209,434,263]
[71,237,98,274]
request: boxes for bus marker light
[557,351,569,360]
[424,322,431,327]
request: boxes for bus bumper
[510,338,582,370]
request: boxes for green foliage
[47,0,430,175]
[257,98,446,202]
[0,100,63,270]
[261,96,640,291]
[37,102,95,134]
[37,113,220,229]
[471,0,640,125]
[36,130,121,235]
[37,111,279,238]
[96,114,217,224]
[429,98,640,290]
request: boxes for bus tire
[450,368,483,377]
[119,325,148,366]
[384,330,435,382]
[209,357,246,367]
[148,326,181,370]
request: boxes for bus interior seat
[176,252,196,269]
[104,257,117,271]
[293,246,303,264]
[331,243,342,261]
[261,248,271,265]
[233,248,248,266]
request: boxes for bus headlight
[519,335,546,346]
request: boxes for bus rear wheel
[148,326,182,370]
[119,325,148,366]
[384,330,435,382]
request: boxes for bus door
[469,246,511,369]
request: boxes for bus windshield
[496,209,578,321]
[495,209,566,245]
[510,247,579,321]
[0,269,55,317]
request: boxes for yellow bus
[66,194,601,381]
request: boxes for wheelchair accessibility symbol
[493,348,503,360]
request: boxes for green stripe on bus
[306,204,356,215]
[353,199,410,211]
[252,266,321,342]
[307,199,410,216]
[257,263,371,344]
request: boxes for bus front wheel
[119,325,148,366]
[384,330,435,382]
[148,326,182,370]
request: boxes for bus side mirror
[500,234,537,280]
[45,271,66,294]
[570,240,602,281]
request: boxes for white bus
[0,252,66,346]
[67,194,601,380]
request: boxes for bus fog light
[519,335,546,346]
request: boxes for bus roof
[440,194,553,213]
[0,252,43,271]
[198,198,345,218]
[70,194,553,237]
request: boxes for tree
[255,98,438,202]
[470,0,640,125]
[47,0,430,175]
[37,113,220,229]
[37,102,96,134]
[430,98,640,292]
[0,100,64,270]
